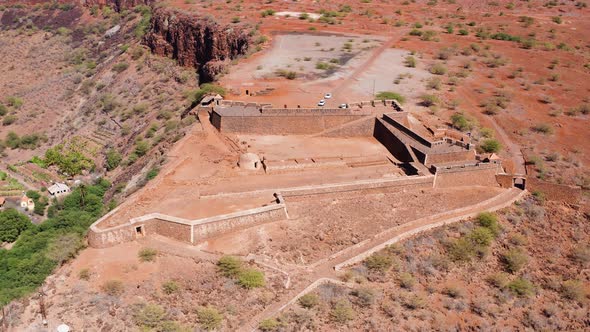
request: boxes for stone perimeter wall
[88,199,288,248]
[211,111,368,135]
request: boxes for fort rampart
[88,195,288,248]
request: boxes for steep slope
[144,7,251,82]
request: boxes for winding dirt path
[244,187,525,331]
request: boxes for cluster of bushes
[450,112,475,132]
[0,209,32,243]
[3,132,46,150]
[43,138,94,176]
[446,212,501,262]
[217,256,265,289]
[0,178,110,305]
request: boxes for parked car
[318,100,326,106]
[324,93,332,99]
[339,103,348,109]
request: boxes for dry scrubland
[6,196,588,331]
[0,1,589,331]
[275,198,589,331]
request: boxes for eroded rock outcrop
[144,7,251,82]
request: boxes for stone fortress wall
[88,99,526,248]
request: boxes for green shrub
[330,299,354,323]
[450,112,474,131]
[468,227,494,247]
[480,139,502,153]
[502,248,529,273]
[105,149,122,171]
[162,280,180,294]
[375,91,406,104]
[217,256,242,277]
[442,285,463,298]
[0,209,32,243]
[365,253,393,272]
[298,293,320,308]
[551,16,562,24]
[507,278,534,297]
[0,103,7,116]
[101,280,124,296]
[196,305,223,331]
[237,268,265,289]
[6,96,23,108]
[476,212,500,236]
[112,62,129,73]
[259,318,281,331]
[2,115,17,126]
[146,167,160,181]
[138,248,158,262]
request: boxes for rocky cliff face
[143,7,251,82]
[81,0,153,11]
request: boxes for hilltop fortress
[88,99,525,248]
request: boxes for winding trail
[244,187,525,331]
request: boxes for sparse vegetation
[138,248,158,262]
[375,91,406,104]
[196,305,223,330]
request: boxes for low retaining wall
[434,163,501,188]
[281,175,434,197]
[334,188,526,270]
[88,196,288,248]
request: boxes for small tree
[480,139,502,153]
[238,268,265,289]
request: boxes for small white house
[47,183,71,197]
